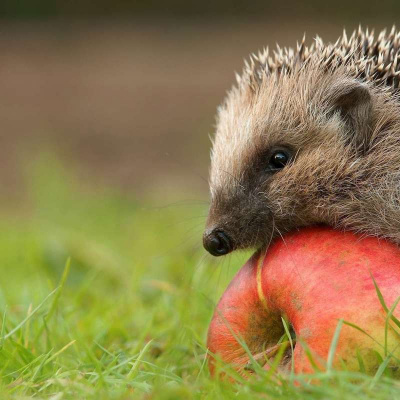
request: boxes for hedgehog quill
[203,27,400,256]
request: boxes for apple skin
[207,226,400,377]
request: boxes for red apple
[207,226,400,377]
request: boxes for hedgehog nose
[203,229,233,256]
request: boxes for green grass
[1,159,400,399]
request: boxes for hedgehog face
[203,63,374,256]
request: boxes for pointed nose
[203,229,233,256]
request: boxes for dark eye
[269,150,290,170]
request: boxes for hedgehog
[203,27,400,257]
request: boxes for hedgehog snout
[203,189,273,255]
[203,228,233,256]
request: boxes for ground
[0,159,399,399]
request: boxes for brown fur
[205,28,400,253]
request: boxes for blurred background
[1,1,398,207]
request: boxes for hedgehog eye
[268,150,290,171]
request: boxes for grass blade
[46,258,71,322]
[281,316,295,376]
[385,296,400,356]
[369,355,392,389]
[127,339,153,380]
[371,272,400,330]
[327,319,343,373]
[4,288,59,341]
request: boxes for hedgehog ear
[329,80,372,153]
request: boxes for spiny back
[240,27,400,93]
